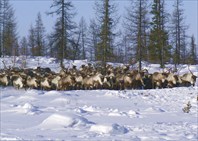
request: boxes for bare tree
[188,35,197,64]
[78,17,87,60]
[69,32,80,60]
[114,30,125,63]
[0,0,2,57]
[124,0,150,70]
[0,0,18,57]
[34,12,46,56]
[20,37,28,68]
[87,19,100,61]
[171,0,188,66]
[180,30,188,63]
[47,0,76,67]
[28,24,36,56]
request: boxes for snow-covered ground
[0,56,198,140]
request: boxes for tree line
[0,0,197,70]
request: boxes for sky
[10,0,198,47]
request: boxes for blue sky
[11,0,197,46]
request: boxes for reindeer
[151,72,168,89]
[40,77,52,90]
[26,76,39,89]
[82,73,104,90]
[58,74,76,90]
[179,65,197,87]
[0,73,10,86]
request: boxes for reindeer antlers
[187,64,193,75]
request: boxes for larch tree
[20,36,28,56]
[124,0,150,70]
[48,0,76,67]
[95,0,119,71]
[87,19,100,61]
[120,32,130,63]
[14,39,19,56]
[188,35,197,64]
[149,0,171,68]
[47,21,61,58]
[69,25,81,60]
[28,24,36,56]
[69,17,88,60]
[78,17,87,60]
[34,12,46,56]
[20,36,28,68]
[171,0,188,66]
[0,0,18,57]
[180,30,188,63]
[0,0,2,57]
[114,30,125,63]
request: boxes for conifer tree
[0,0,18,57]
[171,0,188,66]
[20,36,28,56]
[34,12,46,56]
[78,17,87,60]
[28,24,36,56]
[0,0,2,57]
[95,0,119,71]
[48,0,76,67]
[87,19,100,61]
[180,30,188,63]
[149,0,171,68]
[20,37,28,68]
[71,17,88,60]
[124,0,150,70]
[188,35,197,64]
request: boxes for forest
[0,0,197,70]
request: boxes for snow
[0,56,198,140]
[89,124,128,134]
[38,114,92,130]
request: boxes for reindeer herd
[0,63,197,91]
